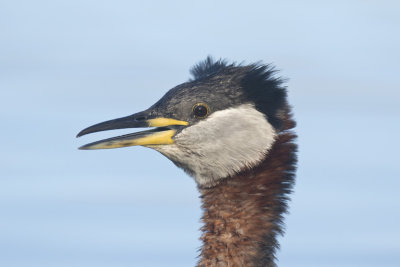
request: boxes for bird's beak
[76,111,188,150]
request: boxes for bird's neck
[197,129,296,267]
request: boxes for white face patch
[151,104,277,187]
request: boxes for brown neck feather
[197,118,297,267]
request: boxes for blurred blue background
[1,1,399,266]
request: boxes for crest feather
[190,56,231,81]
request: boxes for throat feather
[154,104,277,188]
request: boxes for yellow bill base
[81,129,176,150]
[147,118,188,127]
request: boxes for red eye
[192,103,209,118]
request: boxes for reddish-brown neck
[197,129,296,267]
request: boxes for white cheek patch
[153,104,277,187]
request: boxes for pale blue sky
[1,1,399,266]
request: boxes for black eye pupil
[194,104,208,118]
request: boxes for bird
[77,57,297,267]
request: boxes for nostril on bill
[135,116,146,121]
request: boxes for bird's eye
[192,103,209,119]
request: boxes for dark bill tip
[76,114,148,138]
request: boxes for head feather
[190,56,232,81]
